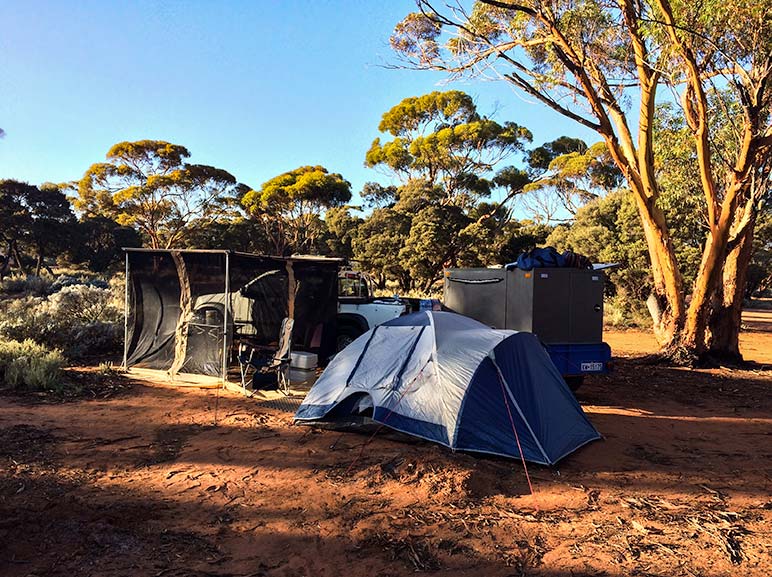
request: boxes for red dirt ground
[1,313,770,577]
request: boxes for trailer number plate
[581,362,604,372]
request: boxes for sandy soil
[1,317,770,576]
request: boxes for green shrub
[49,274,109,294]
[0,273,113,298]
[0,282,123,359]
[0,338,65,391]
[604,294,653,329]
[0,274,51,296]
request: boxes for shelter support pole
[221,252,230,383]
[122,252,129,370]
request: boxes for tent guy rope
[496,368,538,507]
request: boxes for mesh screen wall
[124,250,339,379]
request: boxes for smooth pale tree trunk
[674,123,765,362]
[680,182,743,356]
[705,211,757,362]
[635,199,686,347]
[616,158,686,349]
[631,178,750,364]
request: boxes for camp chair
[237,317,294,395]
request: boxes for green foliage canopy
[352,206,413,291]
[324,206,363,260]
[76,140,242,249]
[241,165,351,255]
[522,141,623,219]
[366,90,532,205]
[0,180,77,276]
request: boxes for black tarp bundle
[125,250,339,378]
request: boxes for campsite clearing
[1,321,770,576]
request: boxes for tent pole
[122,252,129,370]
[221,252,230,383]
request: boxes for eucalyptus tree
[352,206,413,291]
[0,180,78,277]
[241,165,351,256]
[360,91,536,289]
[0,180,35,278]
[76,140,242,250]
[392,0,772,362]
[366,90,532,207]
[324,206,364,260]
[26,183,78,275]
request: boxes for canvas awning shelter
[123,249,340,382]
[295,311,600,465]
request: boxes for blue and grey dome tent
[295,311,600,465]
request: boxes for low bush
[0,280,124,359]
[0,338,65,391]
[604,294,653,329]
[49,274,109,294]
[0,273,112,298]
[0,274,51,296]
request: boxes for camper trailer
[443,265,613,390]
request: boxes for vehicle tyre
[336,325,364,352]
[564,376,584,392]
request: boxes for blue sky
[0,0,597,205]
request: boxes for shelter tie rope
[214,381,221,426]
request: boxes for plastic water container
[290,351,318,370]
